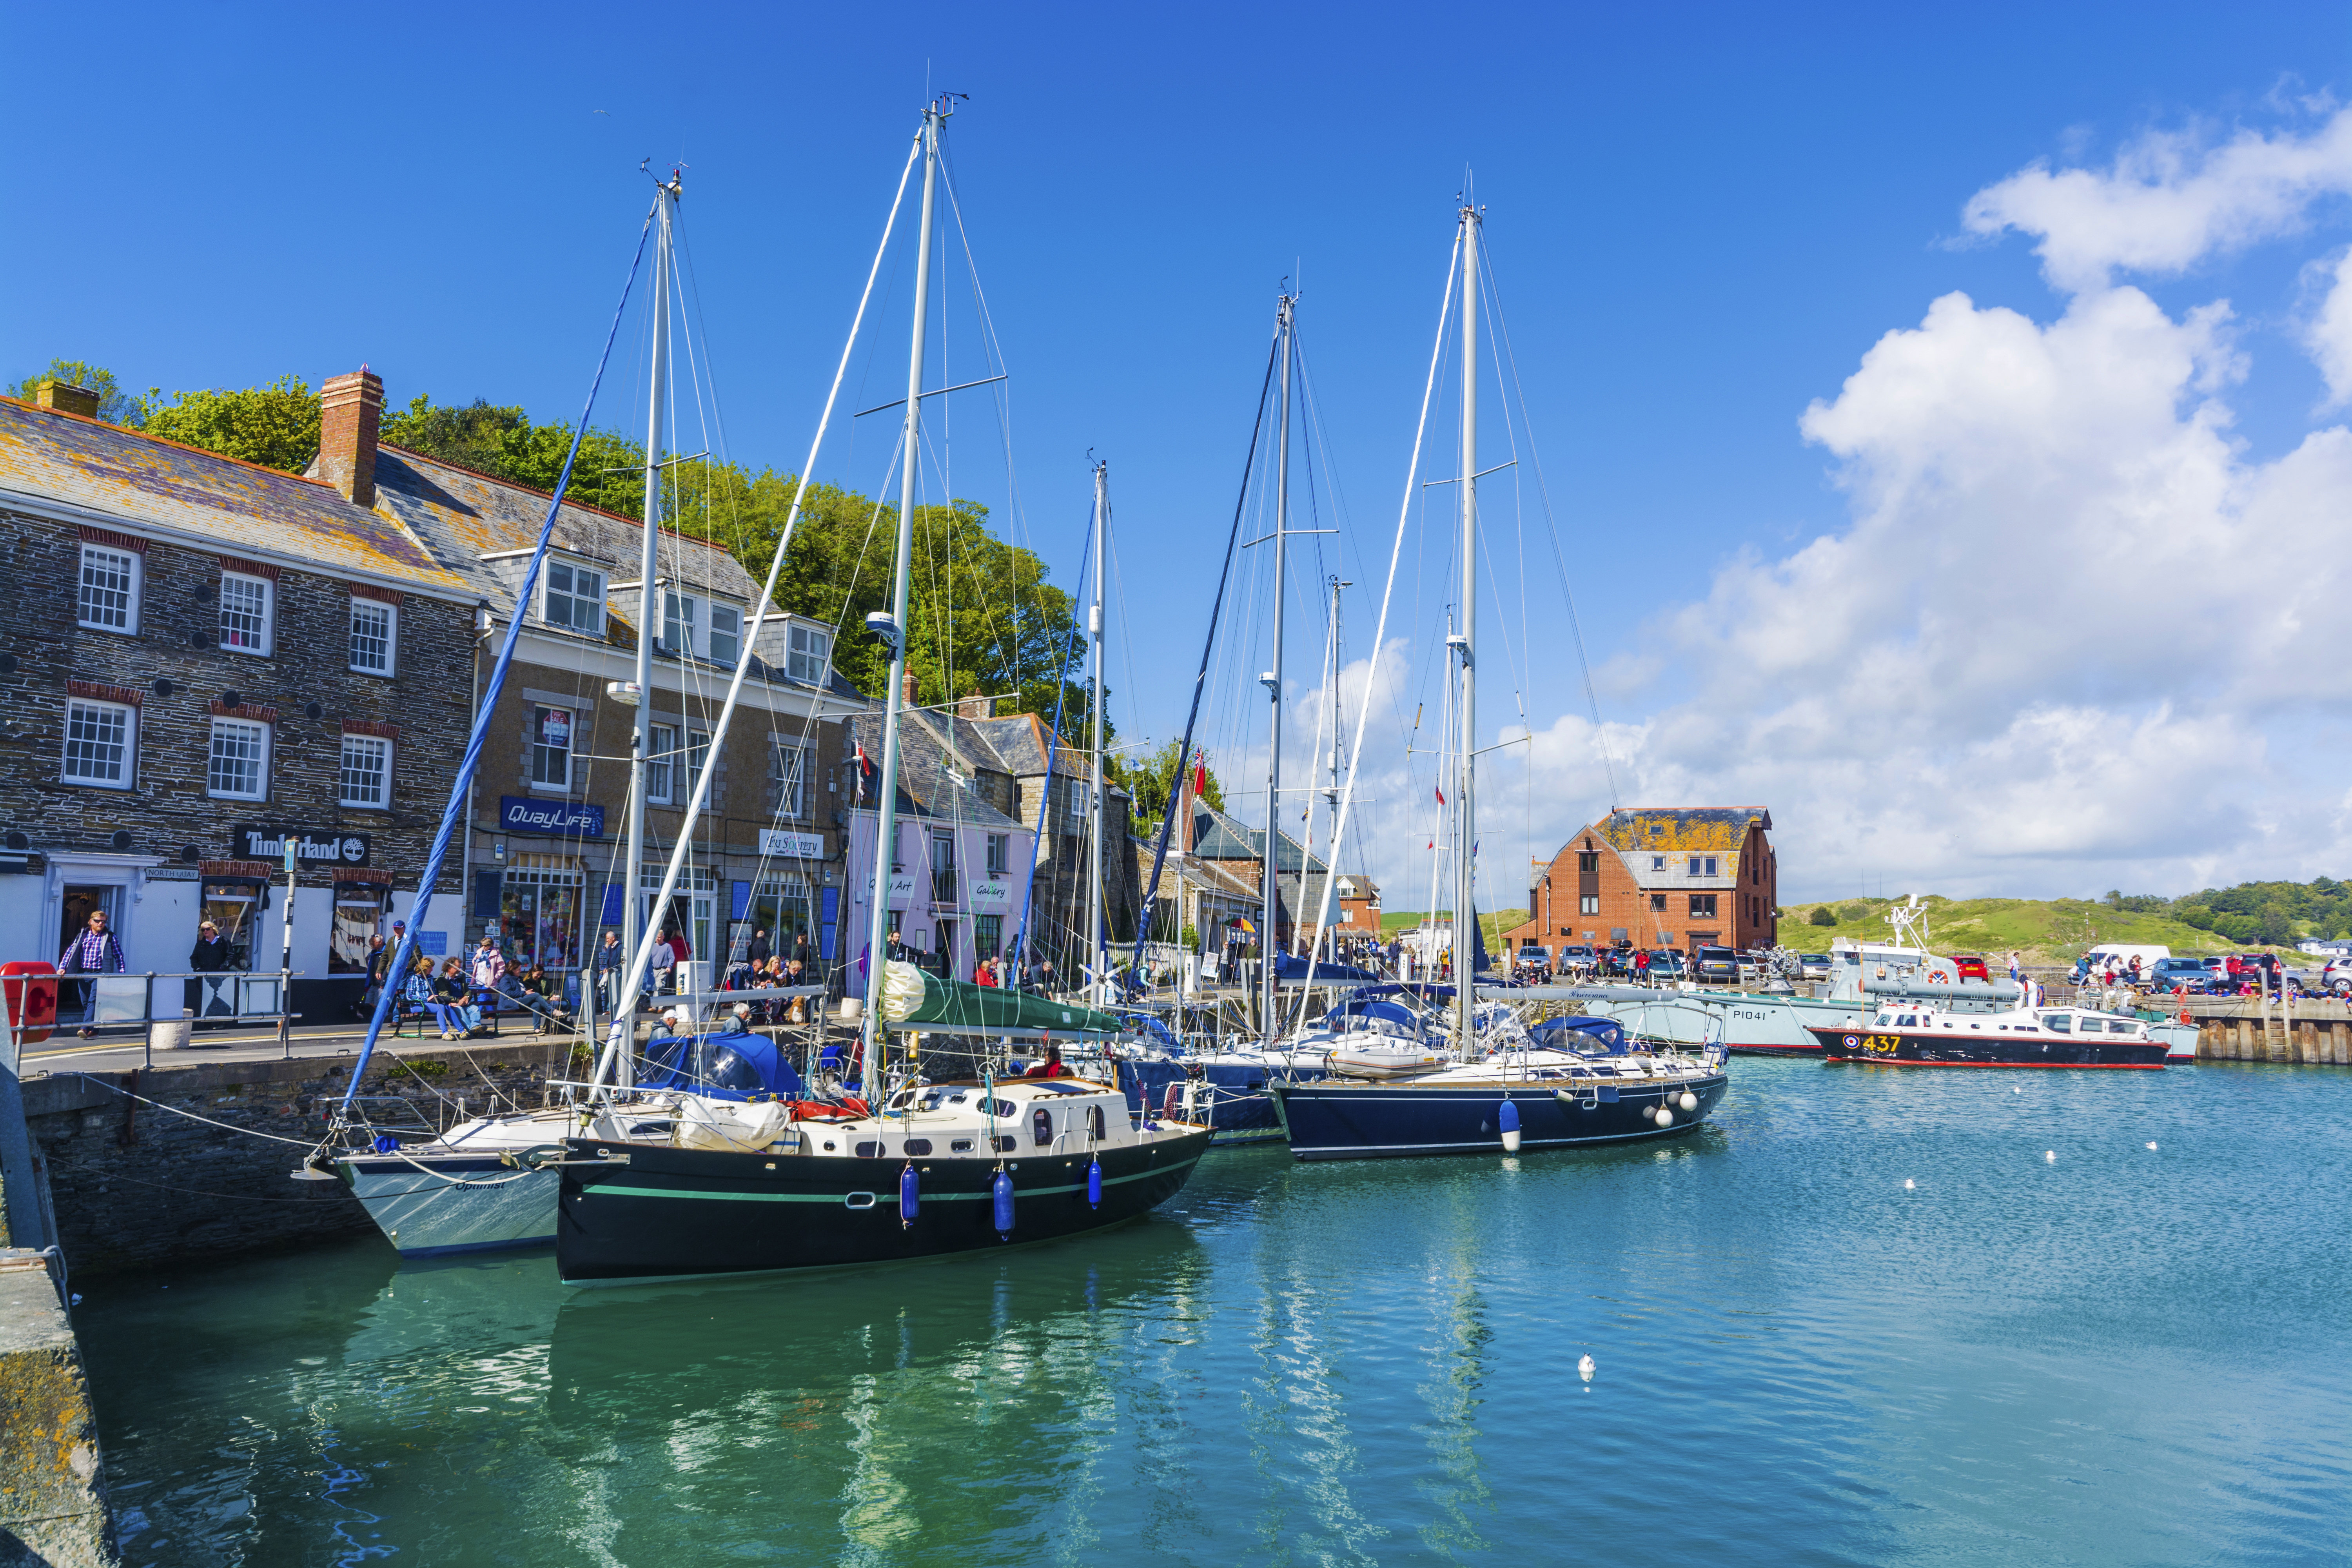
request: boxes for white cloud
[1963,107,2352,292]
[2301,246,2352,405]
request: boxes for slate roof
[961,711,1103,784]
[0,397,472,596]
[366,445,864,702]
[1190,801,1325,875]
[1592,807,1771,855]
[846,710,1022,830]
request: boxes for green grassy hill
[1776,896,2247,964]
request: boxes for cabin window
[2040,1014,2072,1033]
[905,1139,933,1155]
[1897,1014,1917,1027]
[1032,1108,1053,1146]
[950,1138,975,1152]
[1088,1104,1105,1140]
[995,1135,1017,1153]
[2077,1018,2104,1033]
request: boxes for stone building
[0,381,478,1023]
[325,369,868,990]
[1504,807,1778,959]
[842,694,1137,979]
[1127,779,1327,958]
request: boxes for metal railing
[2,968,313,1071]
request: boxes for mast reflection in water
[74,1061,2352,1565]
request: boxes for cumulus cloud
[2301,246,2352,405]
[1964,105,2352,292]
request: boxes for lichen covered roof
[1593,807,1771,855]
[0,398,471,595]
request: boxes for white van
[2076,944,2170,978]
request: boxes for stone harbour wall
[18,1042,580,1277]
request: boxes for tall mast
[1086,461,1107,1000]
[618,169,679,1088]
[1452,201,1480,1054]
[1324,573,1347,962]
[859,100,946,1085]
[1260,292,1295,1043]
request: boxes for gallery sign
[499,795,606,838]
[757,829,826,858]
[231,824,370,867]
[967,878,1013,908]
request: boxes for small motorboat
[1810,1003,2170,1068]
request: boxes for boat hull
[1810,1027,2168,1068]
[1118,1059,1310,1146]
[338,1155,559,1256]
[1549,985,1845,1056]
[555,1127,1214,1285]
[1268,1073,1728,1161]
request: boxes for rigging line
[339,198,655,1123]
[1481,232,1622,813]
[1125,324,1283,979]
[1289,227,1459,1031]
[1010,508,1094,965]
[595,128,922,1072]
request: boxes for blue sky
[10,2,2352,905]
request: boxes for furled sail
[878,960,1125,1036]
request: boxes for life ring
[1928,971,1951,984]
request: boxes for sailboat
[553,100,1210,1284]
[1268,197,1729,1160]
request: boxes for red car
[1950,954,1990,982]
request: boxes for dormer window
[663,592,699,656]
[709,603,741,666]
[543,562,605,635]
[788,623,831,684]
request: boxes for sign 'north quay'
[231,824,372,867]
[498,795,607,839]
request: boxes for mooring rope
[64,1074,317,1146]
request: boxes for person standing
[649,928,679,995]
[189,918,237,1026]
[748,927,772,968]
[59,907,126,1039]
[590,928,624,1010]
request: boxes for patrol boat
[1811,1003,2169,1069]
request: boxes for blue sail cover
[1528,1015,1628,1054]
[1274,953,1384,984]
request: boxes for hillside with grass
[1379,909,1528,953]
[1779,896,2247,964]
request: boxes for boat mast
[618,169,679,1090]
[1452,200,1479,1054]
[1086,460,1108,1002]
[858,99,946,1087]
[1260,292,1296,1043]
[1324,573,1347,965]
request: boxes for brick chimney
[33,381,100,417]
[902,671,920,706]
[318,367,383,508]
[957,689,993,721]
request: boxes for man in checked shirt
[58,907,127,1039]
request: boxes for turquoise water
[78,1059,2352,1566]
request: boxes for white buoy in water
[2146,1142,2158,1151]
[2013,1085,2022,1094]
[2045,1151,2056,1162]
[1678,1091,1698,1112]
[1655,1106,1674,1127]
[1904,1178,1915,1189]
[1577,1354,1596,1383]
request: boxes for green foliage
[1807,905,1837,927]
[9,359,141,424]
[1125,739,1228,822]
[1837,902,1869,922]
[140,375,320,473]
[381,395,647,519]
[1180,924,1199,949]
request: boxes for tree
[1126,739,1228,823]
[9,359,141,424]
[140,376,319,472]
[1808,906,1837,927]
[381,394,646,519]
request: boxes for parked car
[2323,957,2352,994]
[1949,953,1990,982]
[1645,950,1688,981]
[1693,944,1739,984]
[1555,944,1597,973]
[2149,956,2221,993]
[1798,951,1832,980]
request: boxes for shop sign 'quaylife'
[499,796,606,839]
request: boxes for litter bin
[150,1011,194,1051]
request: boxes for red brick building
[1504,808,1777,958]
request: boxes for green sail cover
[878,960,1125,1036]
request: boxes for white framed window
[62,699,134,788]
[219,572,272,654]
[1581,895,1600,916]
[787,624,830,684]
[648,723,677,805]
[348,599,396,675]
[663,592,699,657]
[686,730,710,800]
[78,545,140,633]
[986,832,1008,874]
[708,603,741,667]
[772,742,807,817]
[339,733,392,808]
[530,706,574,789]
[207,717,270,800]
[543,562,605,635]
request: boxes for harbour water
[78,1059,2351,1565]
